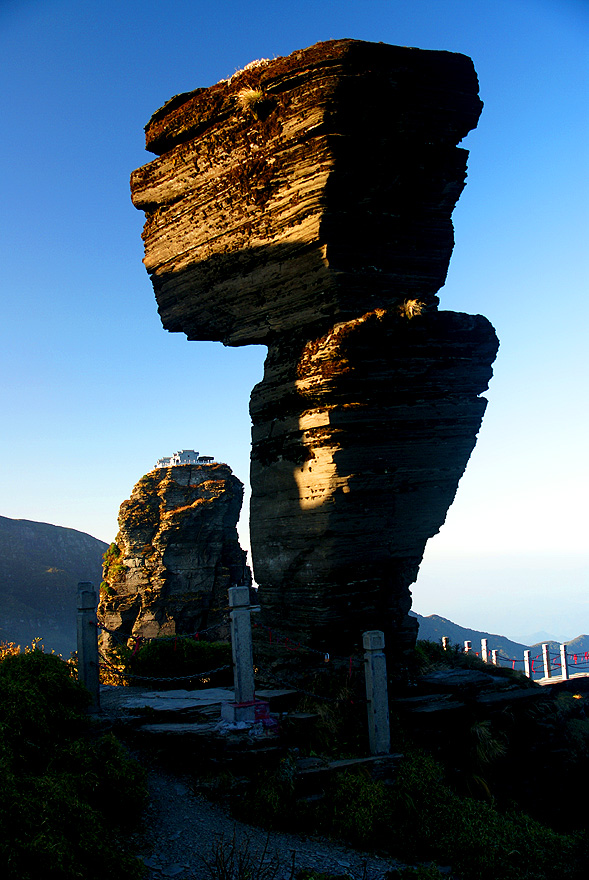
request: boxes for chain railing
[76,582,392,756]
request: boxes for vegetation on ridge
[0,642,147,880]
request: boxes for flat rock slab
[394,694,466,715]
[475,688,545,707]
[296,754,403,776]
[139,721,221,736]
[418,668,500,692]
[100,685,295,715]
[109,686,235,712]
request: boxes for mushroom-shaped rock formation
[130,39,499,670]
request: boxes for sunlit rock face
[98,464,248,650]
[131,39,499,669]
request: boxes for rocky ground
[130,764,404,880]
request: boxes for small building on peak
[154,449,216,469]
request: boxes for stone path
[131,766,403,880]
[101,685,415,878]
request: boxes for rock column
[130,39,499,669]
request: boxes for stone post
[491,649,499,666]
[363,630,391,756]
[77,582,100,712]
[542,643,551,679]
[464,640,472,653]
[222,586,256,723]
[524,649,531,678]
[560,643,569,681]
[481,639,488,663]
[442,636,449,651]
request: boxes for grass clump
[398,299,426,319]
[204,831,280,880]
[0,646,147,880]
[235,86,276,121]
[237,87,264,110]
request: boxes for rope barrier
[96,611,362,692]
[252,621,363,668]
[254,664,364,705]
[98,650,231,683]
[456,637,589,679]
[488,644,589,679]
[497,652,520,669]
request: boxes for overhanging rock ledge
[130,39,499,673]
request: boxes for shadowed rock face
[130,39,499,669]
[98,465,248,650]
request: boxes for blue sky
[1,0,587,642]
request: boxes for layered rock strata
[130,39,499,667]
[98,464,249,650]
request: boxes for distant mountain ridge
[0,515,108,655]
[1,515,587,667]
[412,611,589,665]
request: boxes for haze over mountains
[412,610,589,677]
[0,514,587,666]
[0,515,107,655]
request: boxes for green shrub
[414,639,533,686]
[128,637,232,684]
[102,636,233,688]
[294,664,368,757]
[232,754,298,830]
[324,769,392,848]
[0,650,91,772]
[103,541,121,561]
[387,750,588,880]
[238,749,589,879]
[0,647,147,880]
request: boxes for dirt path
[101,686,409,878]
[131,765,403,880]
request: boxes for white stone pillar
[363,630,391,756]
[222,586,256,723]
[464,640,472,653]
[491,649,499,666]
[442,636,449,651]
[481,639,488,663]
[542,643,552,679]
[560,643,569,680]
[524,649,531,678]
[77,582,100,712]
